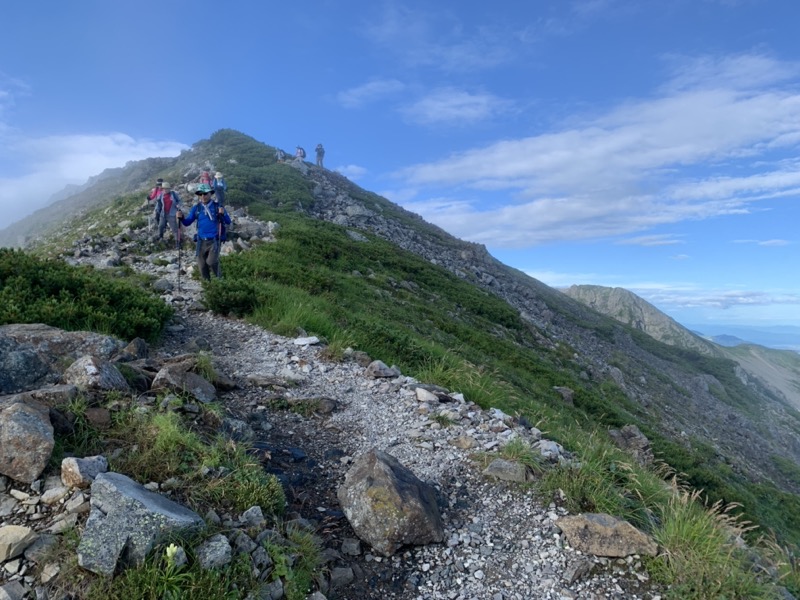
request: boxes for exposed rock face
[561,285,722,357]
[338,448,444,556]
[77,472,205,576]
[557,513,659,557]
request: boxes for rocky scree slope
[290,161,800,497]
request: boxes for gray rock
[0,525,38,561]
[337,448,443,556]
[196,533,232,569]
[0,396,54,483]
[77,472,204,575]
[152,361,216,404]
[63,355,130,394]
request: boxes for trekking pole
[177,220,182,292]
[216,211,224,278]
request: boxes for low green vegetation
[49,395,304,599]
[0,248,172,342]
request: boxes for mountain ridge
[7,128,800,547]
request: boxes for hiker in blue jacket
[176,184,231,280]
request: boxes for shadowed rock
[337,448,443,556]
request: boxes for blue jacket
[179,201,231,239]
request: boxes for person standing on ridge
[176,183,231,280]
[275,148,286,162]
[212,171,227,206]
[153,182,182,247]
[295,146,306,161]
[315,143,325,168]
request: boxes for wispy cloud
[394,53,800,248]
[401,88,513,125]
[733,238,792,246]
[616,234,685,246]
[337,79,406,109]
[0,131,186,226]
[363,4,512,71]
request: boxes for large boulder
[78,472,205,575]
[0,394,54,483]
[0,324,125,394]
[557,513,658,557]
[337,448,443,556]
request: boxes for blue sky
[2,0,799,328]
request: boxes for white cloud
[393,53,800,248]
[0,132,187,226]
[335,164,368,180]
[337,79,406,109]
[401,88,512,125]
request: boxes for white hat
[215,172,223,178]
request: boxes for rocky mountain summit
[0,214,665,599]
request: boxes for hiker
[212,171,227,206]
[176,183,231,280]
[153,182,182,247]
[315,143,325,168]
[198,170,213,186]
[295,146,306,161]
[275,148,286,162]
[147,178,164,202]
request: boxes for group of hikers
[147,170,231,280]
[146,142,327,279]
[275,143,325,167]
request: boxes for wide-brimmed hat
[215,172,223,178]
[195,183,213,195]
[161,182,171,190]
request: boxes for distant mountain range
[563,285,800,411]
[687,323,800,351]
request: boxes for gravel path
[138,246,664,600]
